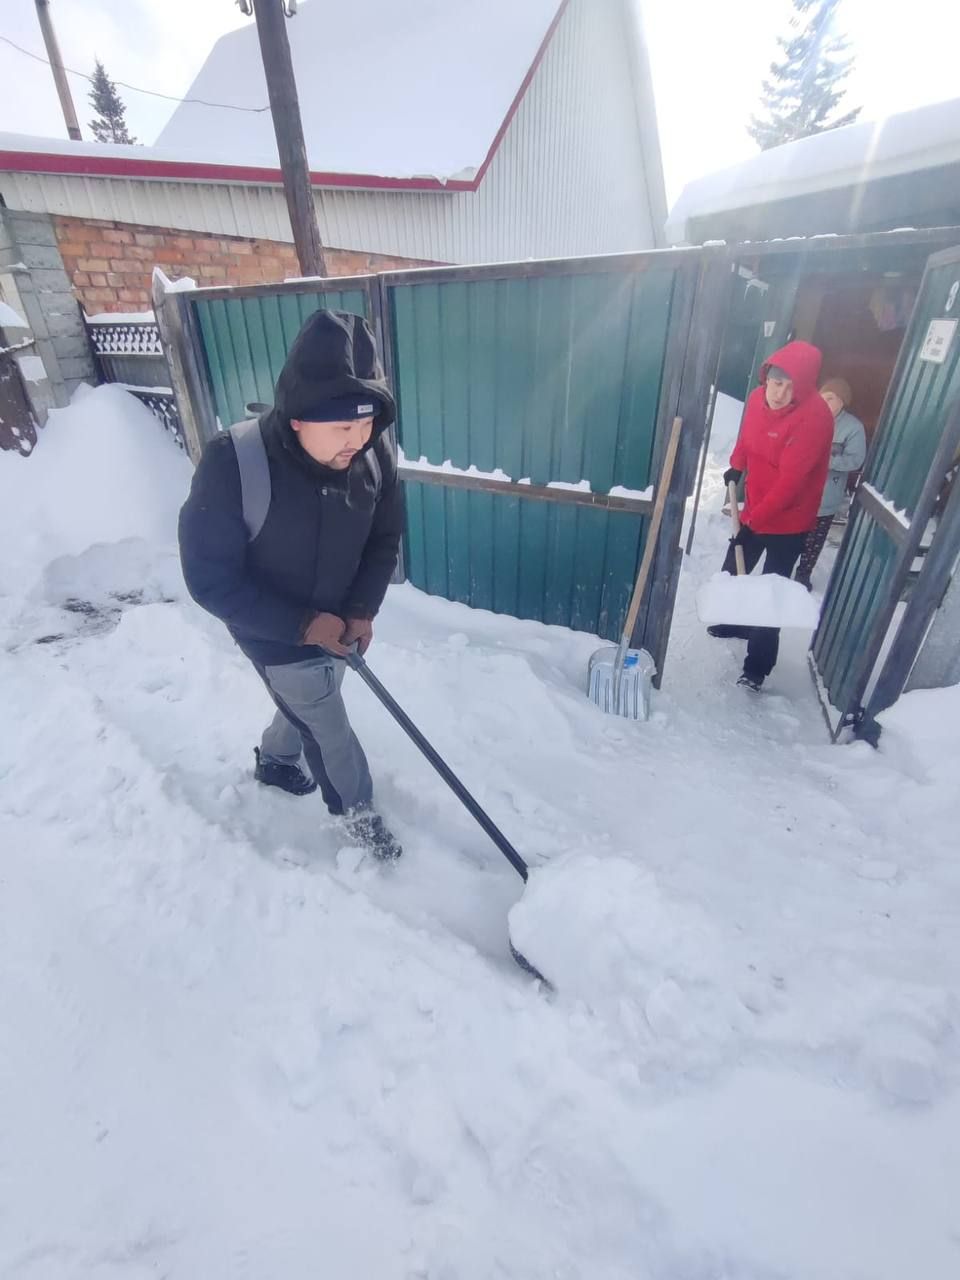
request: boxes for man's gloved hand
[342,617,373,656]
[723,467,743,487]
[302,611,349,655]
[730,525,750,547]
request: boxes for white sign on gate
[919,318,958,364]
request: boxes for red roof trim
[0,3,568,196]
[473,0,569,186]
[0,149,475,192]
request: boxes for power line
[0,34,270,114]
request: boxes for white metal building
[0,0,667,264]
[667,97,960,246]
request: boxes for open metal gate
[811,244,960,737]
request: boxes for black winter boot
[253,747,317,796]
[345,809,403,862]
[737,673,764,693]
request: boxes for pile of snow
[0,384,191,643]
[696,571,822,628]
[0,384,190,588]
[2,386,960,1277]
[510,854,755,1050]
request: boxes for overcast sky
[2,0,960,204]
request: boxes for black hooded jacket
[178,310,402,666]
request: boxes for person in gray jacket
[795,377,866,589]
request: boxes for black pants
[720,528,807,680]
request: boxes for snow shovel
[587,415,684,718]
[345,652,551,987]
[694,481,821,630]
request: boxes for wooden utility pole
[251,0,327,278]
[34,0,82,141]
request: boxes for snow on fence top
[667,96,960,243]
[154,0,563,183]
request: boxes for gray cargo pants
[256,654,373,815]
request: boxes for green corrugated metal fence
[387,264,680,639]
[194,286,369,427]
[167,253,709,663]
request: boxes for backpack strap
[229,419,271,541]
[365,445,382,500]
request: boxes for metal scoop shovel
[587,416,683,719]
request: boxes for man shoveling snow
[708,340,833,691]
[178,309,403,861]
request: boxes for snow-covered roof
[667,97,960,244]
[155,0,564,183]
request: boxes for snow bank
[696,571,821,628]
[0,384,191,642]
[509,854,753,1045]
[0,385,190,591]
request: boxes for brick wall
[53,215,437,314]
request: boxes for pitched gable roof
[155,0,565,184]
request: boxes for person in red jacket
[709,340,834,690]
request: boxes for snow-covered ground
[2,386,959,1279]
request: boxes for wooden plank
[396,467,653,514]
[857,483,911,547]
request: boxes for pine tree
[749,0,860,151]
[88,60,137,145]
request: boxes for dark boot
[737,673,764,692]
[345,809,403,862]
[253,746,317,796]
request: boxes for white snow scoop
[587,415,683,719]
[694,481,821,630]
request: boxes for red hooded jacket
[730,340,835,535]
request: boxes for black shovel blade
[509,939,553,991]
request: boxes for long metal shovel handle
[346,653,530,882]
[728,480,747,576]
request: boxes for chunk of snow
[862,482,911,530]
[509,854,750,1037]
[397,451,512,484]
[608,483,653,501]
[0,300,28,329]
[16,355,46,383]
[696,572,822,628]
[84,310,156,324]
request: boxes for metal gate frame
[810,243,960,740]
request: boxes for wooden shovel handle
[619,416,684,648]
[728,480,746,577]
